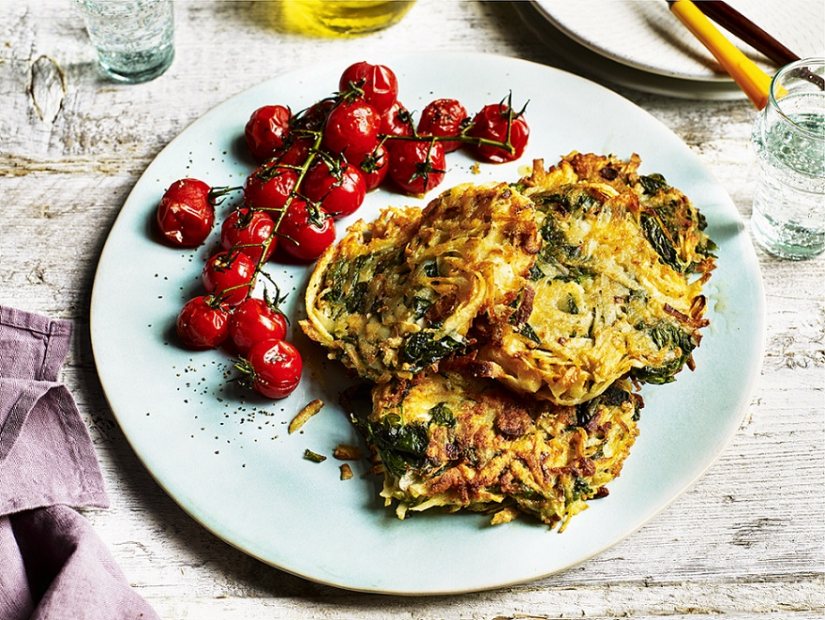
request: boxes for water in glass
[76,0,174,83]
[751,60,825,260]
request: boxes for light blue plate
[90,53,765,594]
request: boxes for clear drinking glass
[751,58,825,260]
[75,0,175,83]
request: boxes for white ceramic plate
[90,53,765,595]
[533,0,825,82]
[514,2,746,100]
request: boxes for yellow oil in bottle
[280,0,416,37]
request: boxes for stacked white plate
[520,0,825,99]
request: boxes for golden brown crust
[306,152,714,530]
[300,183,539,382]
[363,370,640,528]
[466,153,715,405]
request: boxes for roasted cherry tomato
[156,178,214,248]
[323,100,380,163]
[244,166,298,211]
[239,338,302,399]
[278,199,336,262]
[388,139,446,196]
[359,144,389,191]
[467,101,529,163]
[202,251,256,306]
[379,100,413,138]
[303,160,366,219]
[176,295,229,350]
[229,297,288,354]
[221,208,276,263]
[339,61,398,114]
[293,99,335,132]
[418,98,469,153]
[245,105,292,162]
[271,136,313,167]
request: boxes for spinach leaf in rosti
[324,254,375,311]
[428,403,456,428]
[359,417,430,478]
[641,213,681,272]
[410,296,433,320]
[344,281,370,314]
[572,477,593,501]
[322,259,348,303]
[400,331,464,370]
[528,264,544,281]
[536,217,593,283]
[519,323,541,345]
[575,384,633,428]
[532,187,600,214]
[639,173,668,195]
[633,321,697,384]
[422,259,439,277]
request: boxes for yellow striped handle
[670,0,775,109]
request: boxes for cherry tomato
[245,105,292,162]
[303,160,366,219]
[293,99,335,132]
[241,338,302,399]
[359,144,389,191]
[229,297,288,354]
[221,208,276,263]
[467,102,530,163]
[418,98,468,153]
[156,178,214,248]
[339,61,398,114]
[388,139,446,196]
[278,199,336,262]
[244,166,298,211]
[202,251,256,306]
[176,295,229,350]
[323,100,380,163]
[271,137,313,167]
[379,100,413,137]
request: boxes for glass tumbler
[751,58,825,260]
[75,0,175,83]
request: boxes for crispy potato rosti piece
[352,370,640,529]
[521,153,717,274]
[305,152,716,532]
[459,155,714,405]
[301,183,539,382]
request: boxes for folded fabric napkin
[0,306,158,620]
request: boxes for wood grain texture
[1,1,823,618]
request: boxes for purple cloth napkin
[0,306,158,620]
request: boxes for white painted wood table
[2,1,823,618]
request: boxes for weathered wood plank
[144,579,825,619]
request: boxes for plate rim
[89,51,767,595]
[513,2,746,100]
[531,0,734,83]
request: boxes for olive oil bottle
[280,0,415,37]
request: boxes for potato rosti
[351,370,640,529]
[461,155,715,405]
[303,153,716,529]
[301,182,539,382]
